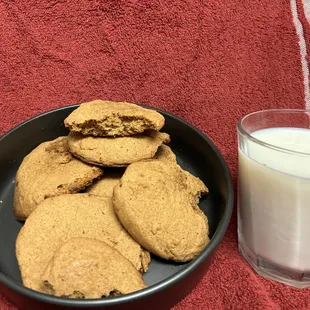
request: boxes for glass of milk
[237,109,310,288]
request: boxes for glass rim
[237,108,310,156]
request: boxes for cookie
[67,131,170,167]
[113,160,209,262]
[153,145,177,162]
[41,238,146,298]
[13,137,102,220]
[87,170,123,198]
[145,130,170,144]
[64,100,165,137]
[16,194,150,292]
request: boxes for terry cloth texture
[1,0,310,309]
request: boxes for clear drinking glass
[237,109,310,288]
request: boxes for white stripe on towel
[291,0,310,110]
[302,0,310,24]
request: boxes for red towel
[1,0,310,309]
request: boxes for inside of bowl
[0,107,228,288]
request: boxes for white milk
[238,127,310,271]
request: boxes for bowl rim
[0,104,234,307]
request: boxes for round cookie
[145,130,170,144]
[13,137,102,220]
[67,131,170,167]
[87,170,123,198]
[153,145,177,163]
[41,238,146,298]
[113,160,209,262]
[16,194,150,292]
[64,100,165,137]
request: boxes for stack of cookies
[64,100,171,167]
[14,100,210,299]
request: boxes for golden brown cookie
[113,160,209,262]
[41,238,146,298]
[16,194,150,292]
[13,137,102,220]
[145,130,170,144]
[64,100,165,137]
[87,170,123,198]
[153,145,177,163]
[67,131,170,167]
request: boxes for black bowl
[0,105,233,310]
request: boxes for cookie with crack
[113,160,209,262]
[41,238,146,299]
[87,170,123,198]
[16,194,150,293]
[13,137,102,220]
[67,131,170,167]
[64,100,165,137]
